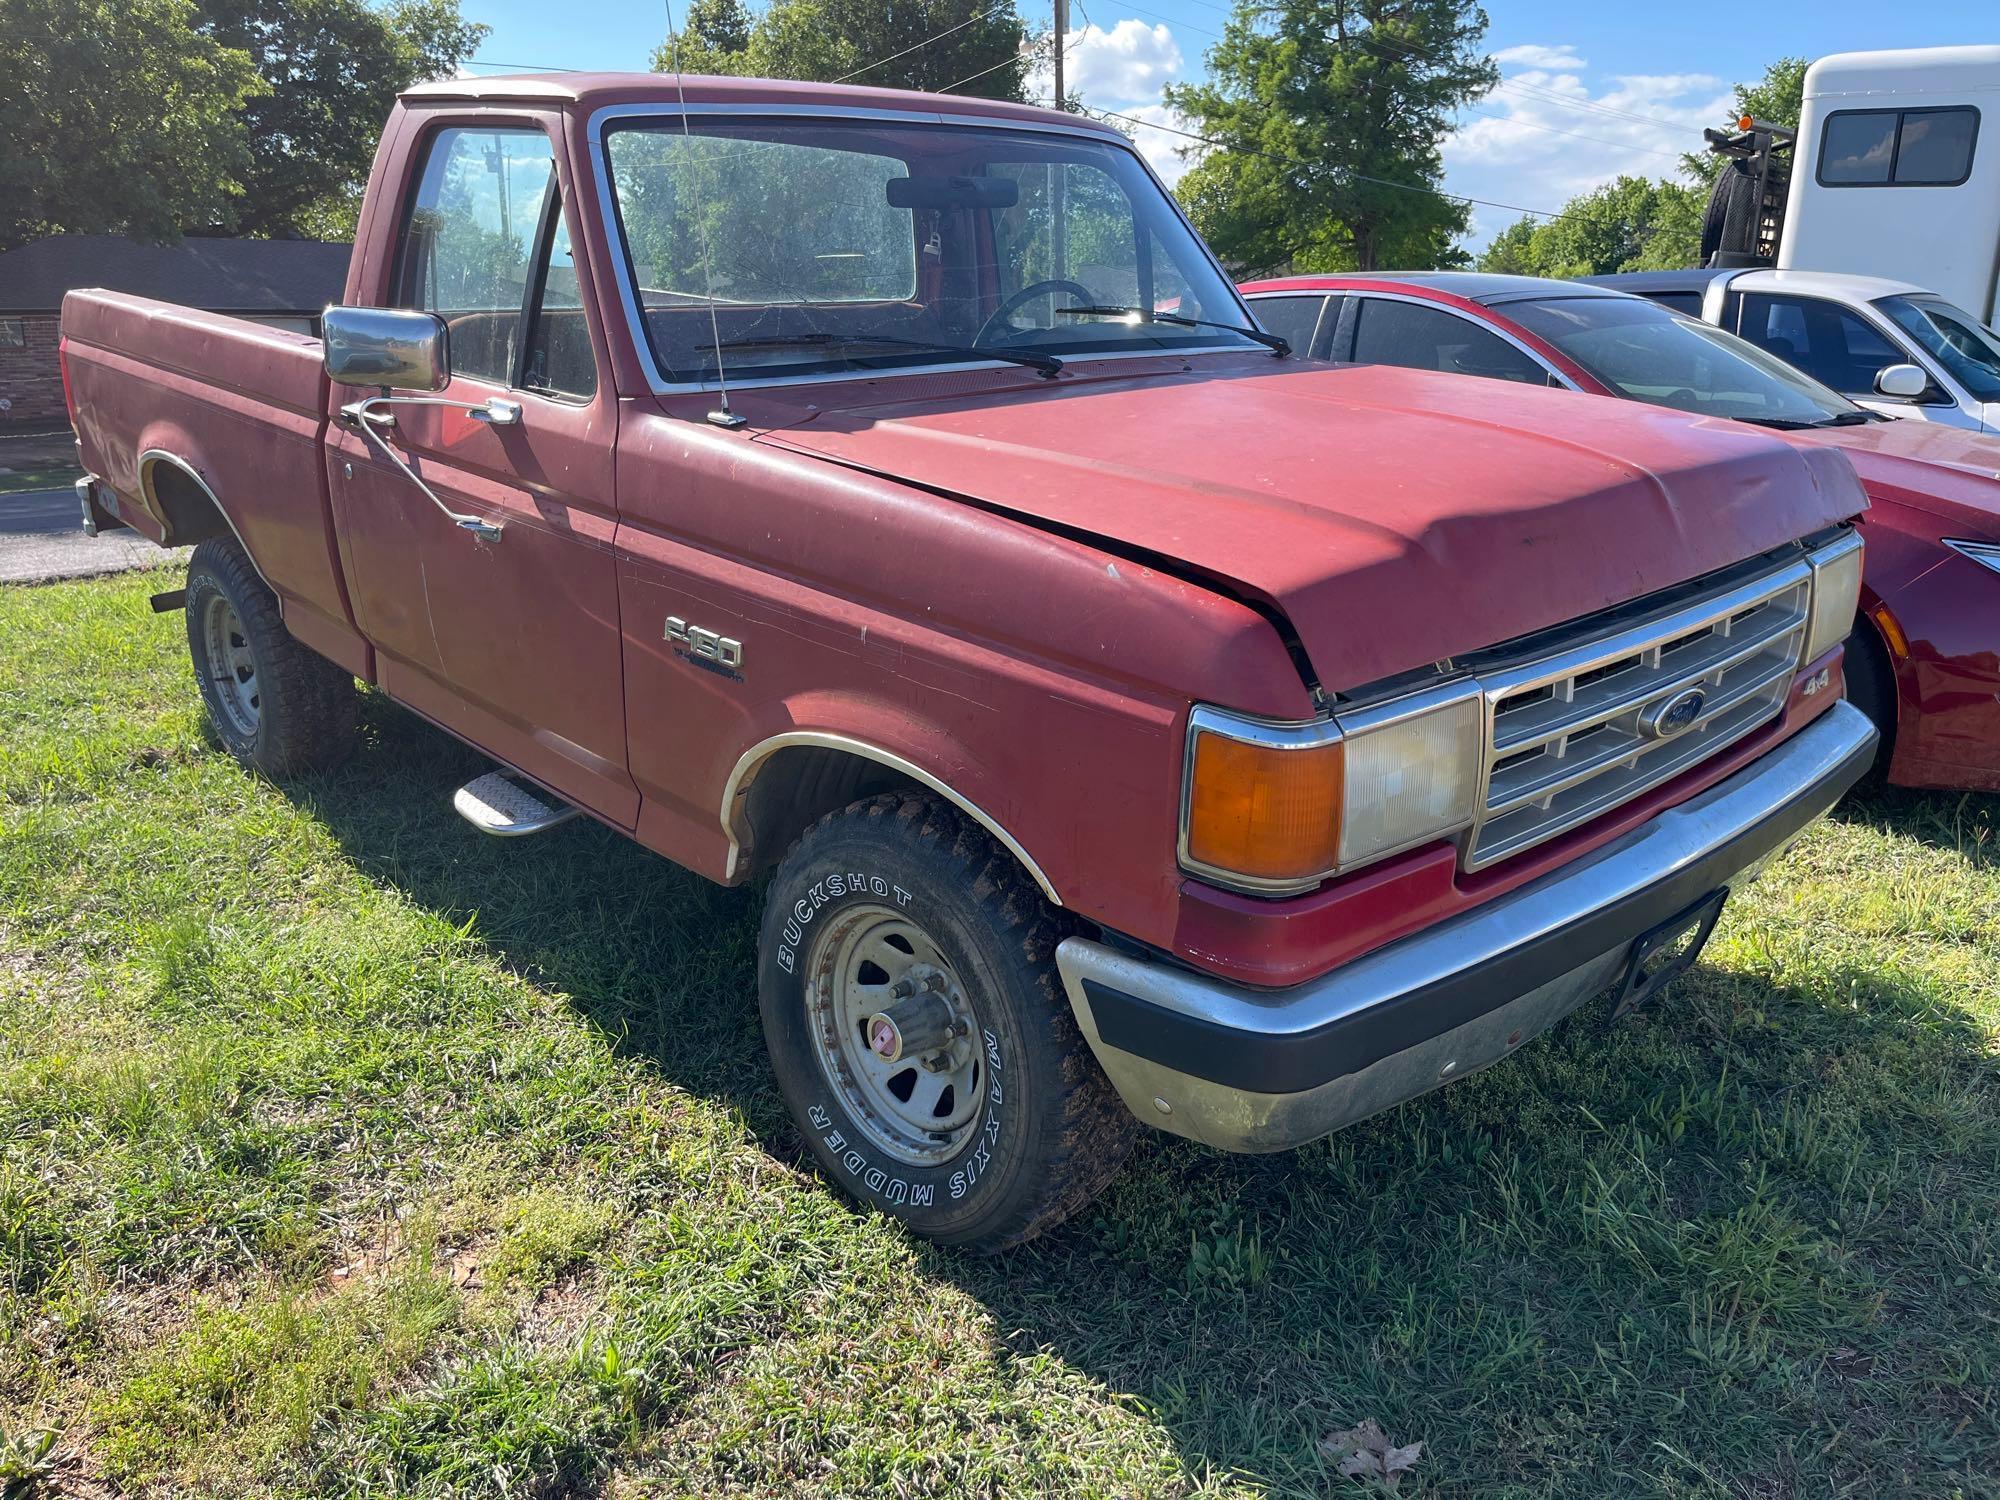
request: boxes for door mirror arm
[339,394,511,542]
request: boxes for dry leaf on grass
[1319,1417,1424,1491]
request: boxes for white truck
[1700,46,2000,324]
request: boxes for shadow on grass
[1832,780,1999,869]
[288,694,2000,1495]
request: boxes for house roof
[0,235,351,314]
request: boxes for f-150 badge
[666,616,744,678]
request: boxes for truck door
[326,119,636,824]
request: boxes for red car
[1242,273,2000,793]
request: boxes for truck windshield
[1505,295,1864,426]
[601,117,1260,384]
[1875,295,2000,403]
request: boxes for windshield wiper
[1815,410,1882,426]
[715,331,1063,378]
[1055,304,1291,356]
[1738,416,1820,430]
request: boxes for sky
[457,0,1994,251]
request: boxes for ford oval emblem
[1641,687,1707,740]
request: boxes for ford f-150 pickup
[62,72,1877,1251]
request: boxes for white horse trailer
[1778,46,2000,324]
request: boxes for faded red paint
[61,77,1867,992]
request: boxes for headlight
[1944,537,2000,577]
[1803,530,1865,665]
[1180,682,1481,894]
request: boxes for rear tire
[757,792,1136,1252]
[185,538,356,777]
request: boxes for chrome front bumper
[1057,701,1877,1152]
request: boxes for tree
[1477,176,1701,278]
[0,0,261,251]
[194,0,489,239]
[1164,0,1496,274]
[652,0,1031,102]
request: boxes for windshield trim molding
[585,100,1259,398]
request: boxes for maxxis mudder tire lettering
[758,792,1137,1252]
[185,538,357,777]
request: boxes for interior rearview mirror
[886,175,1020,210]
[323,305,450,391]
[1874,363,1930,400]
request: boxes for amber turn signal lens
[1184,730,1343,883]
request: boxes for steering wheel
[977,279,1095,345]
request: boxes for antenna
[662,0,746,428]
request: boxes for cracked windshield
[603,118,1258,381]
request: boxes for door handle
[339,394,507,543]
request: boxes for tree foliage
[0,0,262,251]
[1476,176,1700,277]
[652,0,1031,102]
[1164,0,1496,274]
[0,0,484,251]
[1478,57,1803,279]
[196,0,490,238]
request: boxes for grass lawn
[0,467,80,498]
[2,568,1996,1498]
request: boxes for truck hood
[759,360,1867,690]
[1802,418,2000,539]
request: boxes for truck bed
[62,290,364,675]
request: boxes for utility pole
[1053,0,1068,110]
[1051,0,1069,281]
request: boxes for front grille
[1464,559,1811,870]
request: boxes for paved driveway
[1,487,185,584]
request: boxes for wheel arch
[138,449,268,581]
[722,731,1063,907]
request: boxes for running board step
[452,771,580,837]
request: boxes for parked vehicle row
[1586,267,2000,435]
[1243,273,2000,795]
[64,73,1874,1249]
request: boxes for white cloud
[1113,101,1203,187]
[1491,44,1588,73]
[1444,56,1733,245]
[1028,20,1184,107]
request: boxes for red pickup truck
[63,73,1876,1250]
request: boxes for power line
[938,52,1030,94]
[1089,104,1559,217]
[833,2,1017,84]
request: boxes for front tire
[185,538,356,777]
[758,793,1136,1252]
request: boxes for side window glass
[1740,295,1897,394]
[1819,107,1979,186]
[394,126,557,385]
[1249,296,1326,355]
[1895,109,1978,184]
[1351,299,1548,384]
[1820,111,1897,184]
[523,214,596,399]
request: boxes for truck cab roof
[398,70,1117,139]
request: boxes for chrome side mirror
[323,305,450,391]
[1874,363,1930,400]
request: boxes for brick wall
[0,314,67,430]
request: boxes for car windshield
[601,117,1258,383]
[1875,294,2000,403]
[1505,295,1862,425]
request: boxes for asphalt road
[0,486,185,584]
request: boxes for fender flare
[721,730,1063,906]
[137,448,272,588]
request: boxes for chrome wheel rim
[804,903,984,1167]
[199,593,260,738]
